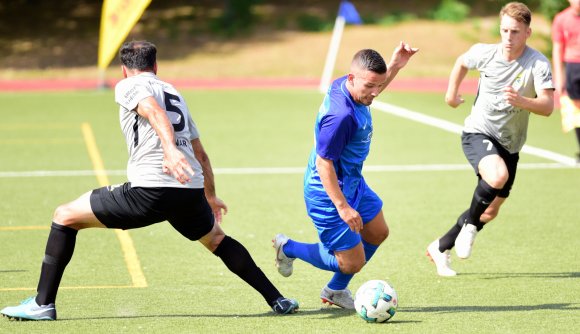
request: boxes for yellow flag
[560,95,580,133]
[98,0,152,70]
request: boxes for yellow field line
[0,285,134,292]
[81,122,147,288]
[0,226,49,231]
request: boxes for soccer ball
[354,280,398,323]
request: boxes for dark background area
[0,0,567,69]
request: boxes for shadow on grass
[0,270,27,273]
[459,272,580,280]
[401,303,579,314]
[58,307,354,321]
[57,307,421,323]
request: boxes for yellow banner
[98,0,152,70]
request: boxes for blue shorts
[305,182,383,252]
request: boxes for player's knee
[486,171,509,189]
[52,204,74,226]
[339,260,365,275]
[366,229,389,245]
[378,226,389,243]
[362,220,389,245]
[209,233,226,252]
[481,206,500,222]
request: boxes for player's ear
[347,73,355,85]
[122,65,128,78]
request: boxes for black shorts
[461,132,519,198]
[565,62,580,99]
[90,183,214,241]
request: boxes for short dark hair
[352,49,387,74]
[119,40,157,70]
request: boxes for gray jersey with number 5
[462,43,553,153]
[114,72,203,188]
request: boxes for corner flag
[98,0,152,70]
[338,0,362,25]
[319,1,363,92]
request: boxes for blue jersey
[304,76,373,207]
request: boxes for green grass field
[0,88,578,333]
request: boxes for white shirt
[114,72,204,188]
[462,43,554,153]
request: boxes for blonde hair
[500,2,531,26]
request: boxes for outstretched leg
[200,223,298,314]
[1,190,104,321]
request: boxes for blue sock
[327,240,380,290]
[283,240,340,272]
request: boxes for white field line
[0,162,576,178]
[1,101,576,179]
[371,100,577,166]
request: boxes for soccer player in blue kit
[273,43,418,309]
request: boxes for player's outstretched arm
[191,138,228,223]
[381,41,419,92]
[136,96,194,184]
[445,55,469,108]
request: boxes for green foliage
[364,11,418,26]
[210,0,261,36]
[538,0,569,21]
[432,0,470,22]
[295,13,332,32]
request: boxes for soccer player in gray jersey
[427,2,554,276]
[1,40,298,321]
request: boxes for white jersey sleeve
[115,81,152,112]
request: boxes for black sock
[213,235,282,307]
[36,223,78,306]
[438,210,467,252]
[468,179,500,227]
[575,128,580,151]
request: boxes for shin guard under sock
[468,179,499,227]
[36,223,78,306]
[214,235,281,306]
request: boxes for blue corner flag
[338,1,362,24]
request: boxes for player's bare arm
[315,155,362,233]
[503,87,554,116]
[381,41,419,92]
[445,55,469,108]
[551,41,566,95]
[136,96,194,184]
[192,138,228,223]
